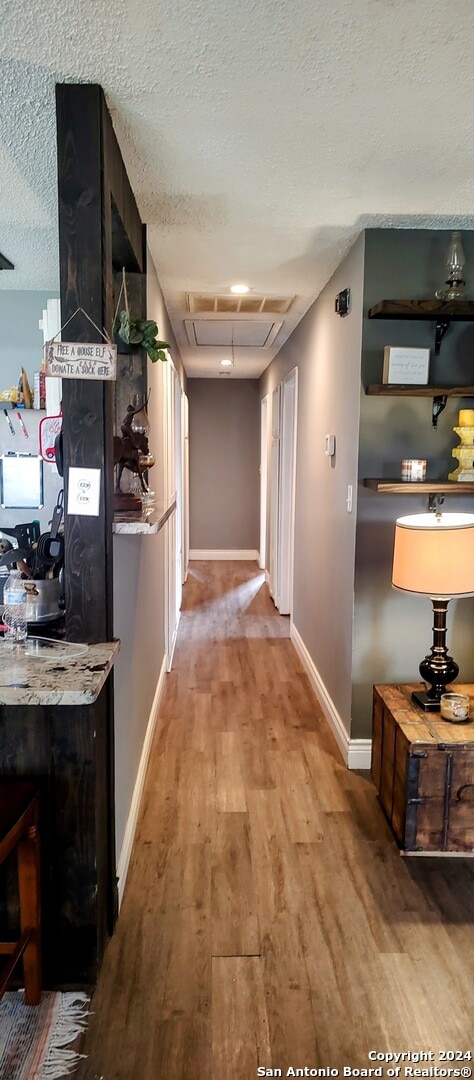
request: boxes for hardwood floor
[77,562,474,1079]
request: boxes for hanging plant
[113,269,169,363]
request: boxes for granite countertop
[113,498,176,534]
[0,638,120,705]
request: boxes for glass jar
[440,692,470,722]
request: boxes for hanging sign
[44,341,117,381]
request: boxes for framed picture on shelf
[382,346,430,385]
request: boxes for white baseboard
[167,610,181,673]
[116,654,167,907]
[346,738,372,769]
[264,569,270,586]
[190,549,259,561]
[290,622,372,770]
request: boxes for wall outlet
[346,484,353,513]
[67,467,101,516]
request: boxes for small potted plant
[113,270,169,363]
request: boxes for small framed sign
[382,346,430,385]
[44,341,117,381]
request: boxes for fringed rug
[0,991,89,1080]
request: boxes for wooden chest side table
[371,684,474,854]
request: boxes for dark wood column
[55,83,145,644]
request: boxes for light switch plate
[325,434,336,457]
[67,467,101,516]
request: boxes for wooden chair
[0,779,42,1004]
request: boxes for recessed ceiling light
[220,358,233,367]
[230,283,250,295]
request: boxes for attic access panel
[185,320,283,348]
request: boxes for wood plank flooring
[77,562,474,1079]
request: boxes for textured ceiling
[1,0,474,377]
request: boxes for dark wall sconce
[335,288,350,316]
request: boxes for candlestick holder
[448,426,474,481]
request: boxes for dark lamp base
[414,599,459,714]
[411,690,441,712]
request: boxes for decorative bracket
[428,493,445,513]
[435,318,450,354]
[432,394,447,429]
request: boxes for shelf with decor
[365,384,474,397]
[368,299,474,320]
[362,479,474,494]
[365,385,474,425]
[367,298,474,355]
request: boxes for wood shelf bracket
[435,318,451,355]
[432,394,448,429]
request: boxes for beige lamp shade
[392,513,474,598]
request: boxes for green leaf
[128,326,144,345]
[137,319,158,338]
[147,346,168,363]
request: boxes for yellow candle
[458,409,474,426]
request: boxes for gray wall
[0,290,59,389]
[113,527,166,857]
[352,229,474,736]
[113,253,180,869]
[260,234,365,733]
[188,379,260,551]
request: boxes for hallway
[78,562,474,1079]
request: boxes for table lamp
[391,512,474,711]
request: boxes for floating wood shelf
[367,299,474,356]
[365,385,474,397]
[363,479,474,494]
[368,300,474,320]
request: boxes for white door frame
[269,384,281,605]
[164,358,182,671]
[182,392,189,583]
[278,367,298,616]
[260,395,268,571]
[174,370,183,620]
